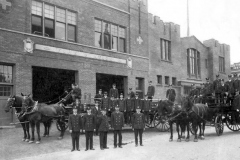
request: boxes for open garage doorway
[32,66,76,103]
[96,73,127,98]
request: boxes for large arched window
[187,48,200,78]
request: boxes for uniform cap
[129,88,132,90]
[115,105,119,108]
[135,93,139,96]
[72,106,77,110]
[234,73,237,77]
[99,89,102,91]
[216,75,219,77]
[206,78,209,80]
[112,83,116,86]
[104,91,107,94]
[120,93,123,96]
[87,106,91,110]
[136,106,141,110]
[228,75,232,78]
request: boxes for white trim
[0,28,149,60]
[92,0,130,15]
[35,44,127,64]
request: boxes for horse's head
[181,96,193,111]
[21,93,35,111]
[157,100,174,116]
[5,95,15,112]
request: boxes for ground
[0,122,240,160]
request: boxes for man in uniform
[98,108,109,150]
[111,105,125,148]
[132,106,145,147]
[125,93,133,125]
[232,90,240,124]
[129,88,135,99]
[94,89,103,106]
[166,84,176,102]
[225,75,235,105]
[199,83,205,104]
[101,92,111,117]
[233,74,240,92]
[147,81,155,101]
[189,84,199,103]
[133,93,142,112]
[219,79,229,104]
[83,107,96,151]
[203,78,214,104]
[142,94,151,124]
[110,96,118,112]
[92,102,101,136]
[109,83,119,99]
[71,84,82,101]
[213,75,221,103]
[68,107,82,152]
[117,93,126,113]
[71,98,81,114]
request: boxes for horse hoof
[185,139,189,142]
[25,139,29,142]
[29,141,34,144]
[194,139,198,142]
[169,139,173,142]
[58,137,63,140]
[22,138,26,141]
[177,139,181,142]
[36,141,41,144]
[201,136,205,140]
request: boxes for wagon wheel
[153,113,170,132]
[225,113,240,131]
[215,115,224,136]
[56,120,68,131]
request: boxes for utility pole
[187,0,190,37]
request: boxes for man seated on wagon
[203,78,214,105]
[71,83,82,102]
[232,90,240,124]
[219,79,229,104]
[189,84,199,103]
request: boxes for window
[160,39,171,61]
[0,65,13,84]
[172,77,177,86]
[31,1,77,42]
[94,19,126,53]
[135,78,144,99]
[187,48,201,78]
[0,86,11,96]
[157,75,162,85]
[205,59,208,68]
[219,57,225,72]
[184,86,191,95]
[165,76,169,85]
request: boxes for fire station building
[0,0,231,125]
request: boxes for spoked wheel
[56,120,68,131]
[225,113,240,131]
[153,113,170,132]
[215,115,224,136]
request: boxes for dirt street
[1,123,240,160]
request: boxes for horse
[157,100,190,142]
[4,95,31,142]
[181,96,219,141]
[21,93,67,144]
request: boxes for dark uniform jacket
[199,88,206,96]
[132,113,145,129]
[233,79,240,92]
[219,84,229,93]
[101,97,110,111]
[147,86,155,97]
[94,93,103,104]
[109,88,119,99]
[225,80,235,94]
[142,99,151,111]
[130,91,135,99]
[166,89,176,100]
[71,102,82,114]
[204,82,213,95]
[117,99,126,112]
[213,79,221,93]
[189,89,199,97]
[98,114,109,132]
[110,99,118,111]
[68,114,82,132]
[83,114,96,131]
[111,111,124,130]
[233,94,240,110]
[71,88,82,99]
[125,98,133,112]
[133,97,142,111]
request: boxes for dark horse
[182,96,219,141]
[4,95,31,142]
[157,100,190,142]
[21,93,68,144]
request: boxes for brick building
[0,0,230,125]
[231,62,240,76]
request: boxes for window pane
[68,25,76,42]
[44,19,54,38]
[56,8,66,22]
[162,40,165,60]
[95,32,102,47]
[67,11,76,25]
[119,27,125,38]
[95,19,102,32]
[111,25,118,36]
[44,4,54,19]
[0,73,4,82]
[166,41,168,61]
[0,65,3,74]
[119,38,125,52]
[56,22,66,40]
[32,1,42,16]
[103,22,110,33]
[32,15,43,35]
[112,36,118,50]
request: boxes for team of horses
[5,93,219,144]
